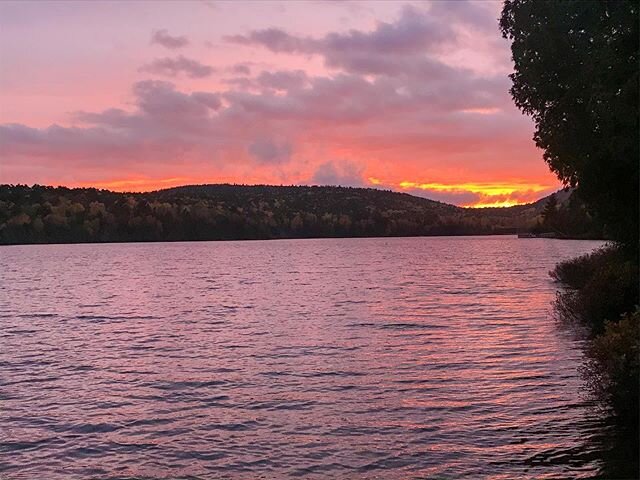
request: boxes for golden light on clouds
[76,177,193,192]
[1,1,559,205]
[397,181,552,208]
[459,107,502,115]
[67,175,554,208]
[468,199,524,208]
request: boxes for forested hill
[0,184,599,245]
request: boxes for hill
[0,184,599,245]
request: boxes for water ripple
[0,236,612,479]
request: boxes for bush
[551,244,620,288]
[588,310,640,423]
[551,245,639,330]
[552,244,638,435]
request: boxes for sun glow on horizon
[397,181,549,195]
[74,177,194,192]
[57,175,556,209]
[465,199,524,208]
[0,1,558,209]
[397,180,552,208]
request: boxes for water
[0,236,612,479]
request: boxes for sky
[0,0,561,207]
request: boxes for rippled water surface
[1,236,611,479]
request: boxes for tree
[541,193,558,230]
[500,0,639,249]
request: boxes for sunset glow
[75,177,195,192]
[465,199,524,208]
[397,181,551,207]
[0,1,634,478]
[397,181,549,196]
[0,0,561,206]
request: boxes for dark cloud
[1,60,520,171]
[248,137,292,164]
[226,6,455,76]
[222,76,255,90]
[230,63,251,75]
[226,5,452,55]
[310,161,365,187]
[256,70,308,91]
[140,55,215,78]
[76,80,222,133]
[201,0,217,11]
[0,3,537,194]
[400,187,481,206]
[224,3,510,80]
[0,123,140,162]
[428,0,498,34]
[0,80,228,168]
[221,68,509,127]
[132,80,221,117]
[150,29,190,49]
[321,5,452,54]
[222,73,400,124]
[222,69,309,92]
[226,28,314,54]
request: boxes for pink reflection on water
[0,237,609,479]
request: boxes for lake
[0,236,612,479]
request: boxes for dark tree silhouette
[500,0,639,249]
[541,194,558,230]
[0,184,599,245]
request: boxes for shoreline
[0,233,607,248]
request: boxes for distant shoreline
[0,184,605,246]
[0,233,606,248]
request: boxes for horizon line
[1,181,561,210]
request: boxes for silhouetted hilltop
[0,184,600,245]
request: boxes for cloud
[150,29,189,49]
[224,3,509,78]
[230,63,251,75]
[248,137,292,164]
[0,123,137,161]
[140,55,215,78]
[256,70,308,91]
[1,66,530,185]
[200,0,217,11]
[224,69,309,91]
[226,28,313,54]
[400,186,482,206]
[225,5,455,76]
[396,181,554,207]
[320,5,453,55]
[226,5,452,55]
[72,80,223,139]
[0,80,227,170]
[310,161,365,187]
[0,1,554,204]
[428,0,499,34]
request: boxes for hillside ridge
[0,183,594,245]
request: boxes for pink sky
[0,0,560,207]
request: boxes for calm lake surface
[1,236,612,479]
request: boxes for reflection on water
[0,236,619,478]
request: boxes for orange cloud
[74,177,194,192]
[469,199,525,208]
[395,180,553,207]
[61,175,555,208]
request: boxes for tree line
[501,1,638,476]
[0,183,594,245]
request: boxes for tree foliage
[535,191,603,236]
[0,184,589,245]
[500,0,639,249]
